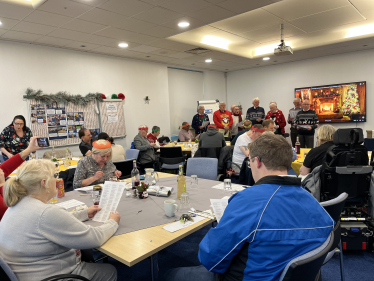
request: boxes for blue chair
[0,154,4,164]
[126,149,139,161]
[170,135,178,142]
[186,158,218,181]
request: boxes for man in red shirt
[0,136,41,220]
[213,102,233,140]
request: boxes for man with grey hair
[213,102,233,140]
[288,98,302,147]
[192,105,210,135]
[246,97,265,125]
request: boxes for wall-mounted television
[295,81,366,123]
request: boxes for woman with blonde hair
[73,139,122,189]
[0,159,120,281]
[299,124,336,175]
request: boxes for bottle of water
[51,146,56,159]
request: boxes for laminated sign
[106,103,118,123]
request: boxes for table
[10,158,80,176]
[164,141,231,152]
[60,172,229,280]
[291,155,303,176]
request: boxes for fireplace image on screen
[295,82,366,123]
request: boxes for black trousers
[290,128,298,147]
[299,134,314,148]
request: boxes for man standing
[288,98,302,147]
[213,102,233,140]
[232,124,264,168]
[163,134,334,281]
[246,97,265,125]
[294,100,319,148]
[78,128,92,156]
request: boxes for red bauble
[118,93,125,100]
[100,94,106,99]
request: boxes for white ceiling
[0,0,374,72]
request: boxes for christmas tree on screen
[342,84,360,116]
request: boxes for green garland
[24,88,103,106]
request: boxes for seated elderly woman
[73,140,122,189]
[0,159,120,281]
[299,124,336,176]
[134,125,156,169]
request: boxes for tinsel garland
[24,88,103,106]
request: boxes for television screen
[295,81,366,123]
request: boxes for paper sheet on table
[211,183,245,192]
[75,184,102,193]
[72,157,81,161]
[210,198,229,223]
[163,216,206,233]
[68,165,77,169]
[56,199,85,210]
[93,182,125,222]
[202,121,210,128]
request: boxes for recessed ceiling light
[263,57,270,61]
[205,58,212,63]
[346,23,374,38]
[178,22,190,28]
[0,21,2,26]
[118,43,128,48]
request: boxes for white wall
[227,49,374,141]
[0,40,226,157]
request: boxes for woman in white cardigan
[0,159,120,281]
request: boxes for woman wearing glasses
[0,115,33,162]
[0,158,120,281]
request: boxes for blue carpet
[94,225,374,281]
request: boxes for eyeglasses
[14,123,24,126]
[247,156,261,167]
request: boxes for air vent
[185,47,211,55]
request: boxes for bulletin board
[28,99,100,147]
[99,100,126,137]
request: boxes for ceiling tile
[38,0,93,18]
[23,10,72,27]
[210,9,282,34]
[1,30,42,42]
[217,0,281,14]
[290,6,365,33]
[141,0,169,4]
[72,0,109,7]
[350,0,374,14]
[160,0,212,14]
[90,45,123,55]
[0,17,19,30]
[0,2,33,20]
[79,8,155,32]
[133,7,183,25]
[141,54,173,62]
[205,0,226,4]
[35,36,73,47]
[62,19,108,33]
[150,48,178,56]
[263,0,350,21]
[141,25,179,38]
[185,5,236,24]
[162,16,206,31]
[0,30,6,36]
[129,44,160,53]
[99,0,154,17]
[11,21,56,35]
[240,23,305,43]
[167,52,196,58]
[95,27,157,44]
[65,41,101,50]
[48,28,89,40]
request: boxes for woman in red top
[147,126,161,148]
[0,136,40,220]
[265,102,287,135]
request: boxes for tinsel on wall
[23,88,104,106]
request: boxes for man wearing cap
[147,126,161,148]
[231,120,252,146]
[134,125,156,168]
[73,140,122,189]
[178,122,195,142]
[199,124,227,148]
[213,102,233,140]
[232,124,264,168]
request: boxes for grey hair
[294,98,301,102]
[269,102,277,107]
[253,97,260,102]
[198,105,205,110]
[219,101,226,105]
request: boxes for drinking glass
[224,179,233,194]
[190,175,198,189]
[109,176,118,182]
[180,192,190,211]
[63,158,69,169]
[174,140,177,145]
[125,186,132,198]
[92,194,100,205]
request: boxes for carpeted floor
[95,225,374,281]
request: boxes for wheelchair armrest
[335,165,373,174]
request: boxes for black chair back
[194,147,221,159]
[113,159,134,179]
[280,233,334,281]
[160,147,183,158]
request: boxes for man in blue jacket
[164,134,334,281]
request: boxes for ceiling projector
[274,24,293,56]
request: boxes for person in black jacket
[191,106,210,135]
[293,100,319,148]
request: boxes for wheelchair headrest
[333,128,364,145]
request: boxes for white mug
[164,199,179,217]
